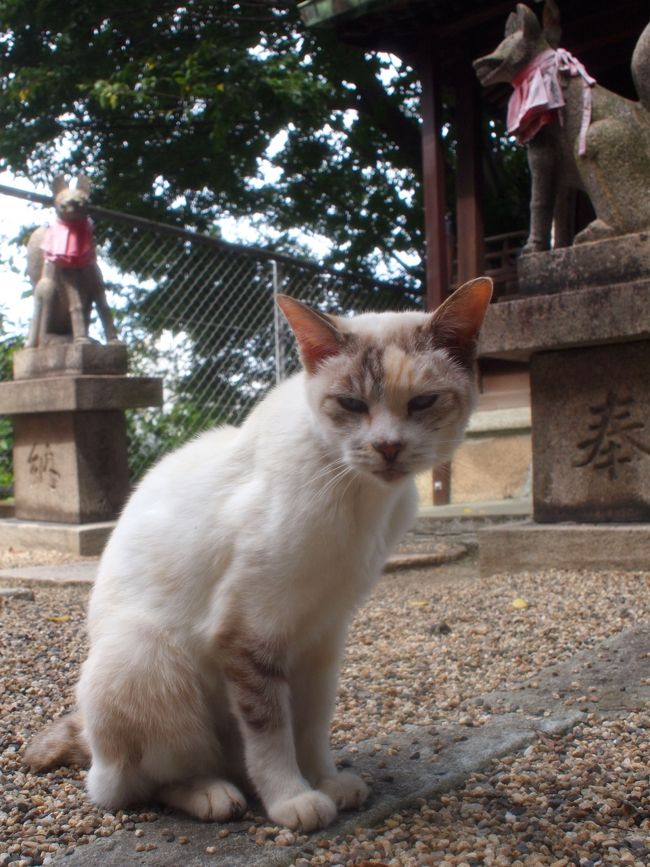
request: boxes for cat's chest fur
[203,420,417,646]
[231,469,414,633]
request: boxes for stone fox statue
[26,175,120,347]
[473,2,650,253]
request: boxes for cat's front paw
[159,778,247,822]
[268,790,336,832]
[318,770,369,810]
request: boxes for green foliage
[0,0,427,281]
[0,315,23,493]
[483,118,530,236]
[0,1,529,283]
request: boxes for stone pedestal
[0,344,162,552]
[477,242,650,574]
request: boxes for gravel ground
[1,545,649,866]
[302,708,650,866]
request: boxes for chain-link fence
[0,185,422,492]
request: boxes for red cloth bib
[41,218,96,269]
[507,48,596,155]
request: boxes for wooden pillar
[419,40,449,313]
[455,58,485,284]
[455,57,487,504]
[418,40,451,504]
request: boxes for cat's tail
[24,711,90,772]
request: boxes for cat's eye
[337,396,369,414]
[408,393,439,414]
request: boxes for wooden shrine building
[298,0,649,503]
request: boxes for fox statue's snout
[473,4,544,88]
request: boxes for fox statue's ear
[542,0,561,48]
[52,174,67,197]
[516,3,541,41]
[276,294,346,375]
[505,10,519,36]
[76,175,92,196]
[429,277,493,369]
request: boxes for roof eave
[298,0,390,28]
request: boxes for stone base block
[479,280,650,363]
[13,411,130,523]
[517,232,650,296]
[0,517,114,556]
[531,342,650,522]
[0,500,14,518]
[479,520,650,576]
[0,374,162,414]
[13,343,128,380]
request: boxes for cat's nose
[372,441,403,463]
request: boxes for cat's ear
[429,276,493,368]
[276,294,345,374]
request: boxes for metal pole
[271,260,284,384]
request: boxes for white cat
[25,277,492,832]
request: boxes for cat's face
[278,278,492,485]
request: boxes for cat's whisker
[299,467,349,513]
[294,458,347,495]
[310,461,349,490]
[306,464,355,509]
[336,472,359,511]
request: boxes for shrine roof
[298,0,460,35]
[297,0,648,95]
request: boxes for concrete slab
[0,559,96,584]
[466,406,531,434]
[0,502,524,561]
[416,499,532,550]
[51,713,581,867]
[0,517,114,556]
[418,498,532,521]
[49,625,650,867]
[479,519,650,576]
[474,625,650,719]
[0,545,468,586]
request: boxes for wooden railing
[451,229,527,298]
